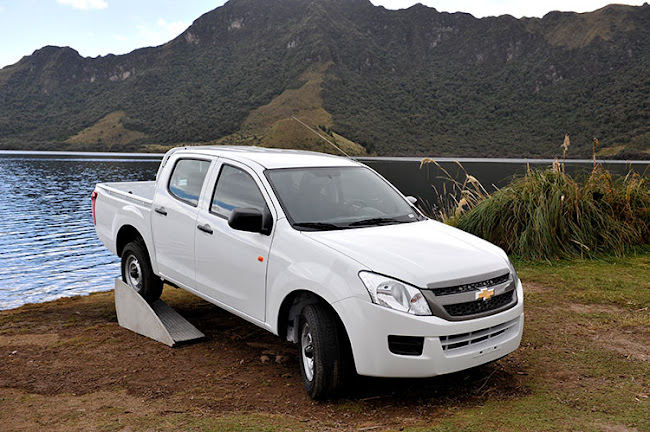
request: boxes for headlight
[505,258,520,284]
[359,271,432,316]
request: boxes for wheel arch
[116,224,144,257]
[277,290,351,349]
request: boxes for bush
[454,164,649,260]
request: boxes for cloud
[57,0,108,10]
[157,18,189,39]
[136,18,188,47]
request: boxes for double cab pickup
[93,146,524,399]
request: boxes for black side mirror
[228,208,272,235]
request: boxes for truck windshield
[265,166,423,230]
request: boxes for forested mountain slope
[0,0,648,158]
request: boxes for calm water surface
[0,153,160,310]
[0,152,647,310]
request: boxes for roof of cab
[171,146,362,169]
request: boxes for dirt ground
[0,286,531,431]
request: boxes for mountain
[0,0,648,158]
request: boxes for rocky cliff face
[1,0,648,158]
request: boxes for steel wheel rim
[125,255,142,292]
[301,322,314,382]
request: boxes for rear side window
[168,159,211,206]
[211,165,267,218]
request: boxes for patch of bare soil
[596,423,639,432]
[0,288,530,431]
[592,328,649,362]
[0,333,59,347]
[563,304,650,362]
[522,282,554,295]
[567,303,626,315]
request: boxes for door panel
[152,158,211,288]
[195,162,273,322]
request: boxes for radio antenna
[291,116,351,158]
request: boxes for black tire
[121,239,163,303]
[298,303,352,400]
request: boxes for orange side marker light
[258,256,264,262]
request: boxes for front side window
[211,165,268,218]
[168,159,211,206]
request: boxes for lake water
[0,151,647,310]
[0,152,161,310]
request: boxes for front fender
[265,222,368,335]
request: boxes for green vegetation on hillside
[214,65,367,156]
[65,111,146,149]
[0,0,648,157]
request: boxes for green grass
[515,249,650,309]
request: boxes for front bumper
[332,280,524,378]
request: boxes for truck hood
[303,219,510,288]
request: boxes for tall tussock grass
[420,158,490,225]
[423,157,650,260]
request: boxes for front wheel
[121,239,163,303]
[298,304,352,400]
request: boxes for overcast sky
[0,0,646,69]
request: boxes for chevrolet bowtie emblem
[476,287,495,301]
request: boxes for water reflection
[0,155,160,310]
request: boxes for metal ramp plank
[151,300,205,343]
[115,279,205,347]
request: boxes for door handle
[197,223,213,235]
[154,207,167,216]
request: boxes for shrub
[453,164,649,260]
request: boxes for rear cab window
[168,159,211,206]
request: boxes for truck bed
[94,181,157,257]
[97,181,156,204]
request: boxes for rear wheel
[298,303,352,400]
[121,239,163,303]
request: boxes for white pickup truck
[92,146,523,399]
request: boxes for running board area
[114,279,205,347]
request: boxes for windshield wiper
[293,222,345,231]
[348,217,404,227]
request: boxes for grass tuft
[458,165,649,260]
[423,153,649,260]
[420,158,490,225]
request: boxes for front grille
[444,291,514,317]
[440,318,518,352]
[422,272,517,320]
[433,273,510,296]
